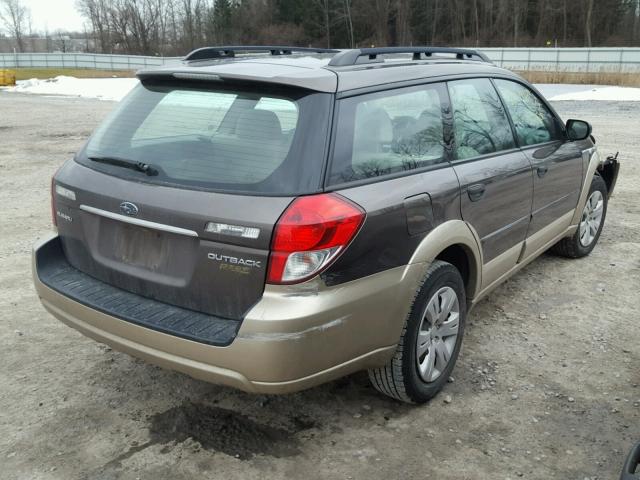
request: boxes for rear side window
[494,79,562,146]
[328,83,447,185]
[78,81,331,195]
[448,78,516,160]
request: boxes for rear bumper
[33,233,425,393]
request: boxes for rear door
[493,79,583,241]
[447,78,533,287]
[324,81,460,283]
[54,79,332,320]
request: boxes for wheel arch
[408,220,483,300]
[572,147,605,225]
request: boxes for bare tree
[181,0,204,51]
[0,0,30,52]
[77,0,112,53]
[312,0,331,48]
[343,0,354,48]
[635,0,640,43]
[513,0,519,47]
[431,0,439,44]
[472,0,480,46]
[584,0,594,47]
[68,0,640,56]
[54,31,71,53]
[371,0,392,46]
[562,0,568,44]
[395,0,411,45]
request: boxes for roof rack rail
[327,47,491,67]
[185,45,340,62]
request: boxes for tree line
[2,0,640,55]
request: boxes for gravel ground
[0,93,638,480]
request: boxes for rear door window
[493,79,563,146]
[328,83,448,185]
[79,81,331,195]
[447,78,516,160]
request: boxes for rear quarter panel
[322,167,461,285]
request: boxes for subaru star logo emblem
[119,201,139,216]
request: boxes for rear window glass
[132,90,239,141]
[328,84,447,185]
[78,81,331,195]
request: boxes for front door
[493,79,583,248]
[447,78,534,289]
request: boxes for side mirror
[566,119,592,141]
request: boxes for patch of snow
[1,75,139,101]
[535,83,640,101]
[3,76,640,103]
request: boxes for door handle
[537,165,549,178]
[467,183,486,202]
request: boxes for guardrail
[0,53,181,70]
[1,48,639,72]
[479,47,640,72]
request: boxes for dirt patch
[148,402,314,460]
[12,68,135,81]
[43,131,93,139]
[88,401,315,478]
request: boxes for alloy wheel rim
[579,190,604,247]
[416,286,460,383]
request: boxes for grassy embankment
[12,68,135,81]
[518,70,640,87]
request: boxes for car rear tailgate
[53,161,293,320]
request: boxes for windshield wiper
[88,156,159,176]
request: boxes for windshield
[78,80,332,195]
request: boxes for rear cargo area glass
[78,80,331,195]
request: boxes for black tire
[551,175,608,258]
[368,260,466,403]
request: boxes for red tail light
[267,193,365,284]
[51,175,57,227]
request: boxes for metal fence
[1,48,640,72]
[0,53,181,70]
[479,47,640,72]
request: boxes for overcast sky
[23,0,86,33]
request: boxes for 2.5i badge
[207,253,261,275]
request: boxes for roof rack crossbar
[185,45,340,62]
[327,47,491,67]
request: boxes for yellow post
[0,69,17,86]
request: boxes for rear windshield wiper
[88,156,159,176]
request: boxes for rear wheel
[551,175,607,258]
[368,260,466,403]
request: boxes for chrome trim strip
[531,190,577,216]
[480,214,530,242]
[79,205,198,237]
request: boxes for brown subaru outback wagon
[33,46,620,403]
